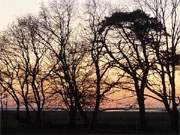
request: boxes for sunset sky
[0,0,50,30]
[0,0,179,108]
[0,0,136,31]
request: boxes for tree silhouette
[37,0,89,126]
[99,9,164,129]
[84,0,122,129]
[135,0,180,131]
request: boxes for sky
[0,0,135,31]
[0,0,50,30]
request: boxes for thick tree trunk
[90,60,101,130]
[73,80,89,126]
[68,105,76,126]
[90,97,100,129]
[170,70,179,133]
[16,103,20,121]
[137,93,146,130]
[36,109,42,127]
[76,101,89,126]
[74,88,89,126]
[24,102,31,123]
[170,109,179,133]
[163,94,179,132]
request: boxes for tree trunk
[74,85,89,126]
[16,103,20,122]
[68,105,76,126]
[137,93,146,130]
[163,94,179,132]
[76,101,89,126]
[90,60,101,130]
[90,97,100,129]
[170,109,179,133]
[170,69,179,133]
[36,109,42,127]
[24,101,31,123]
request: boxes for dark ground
[0,111,180,134]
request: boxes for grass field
[1,111,180,134]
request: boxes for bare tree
[84,0,123,129]
[1,16,51,126]
[37,0,89,126]
[0,31,32,122]
[20,16,49,127]
[135,0,180,131]
[98,9,164,129]
[0,39,21,121]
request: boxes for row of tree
[0,0,180,131]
